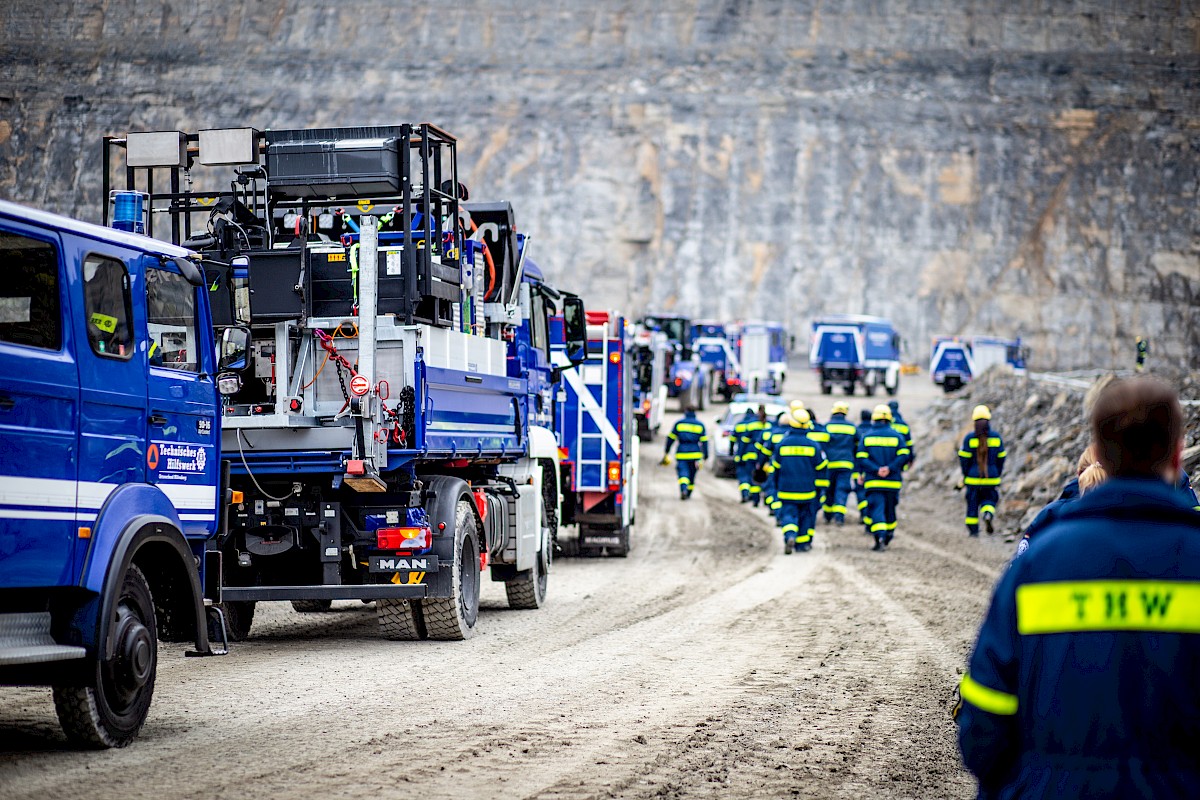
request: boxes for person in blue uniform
[821,401,858,525]
[764,410,827,554]
[888,400,914,471]
[734,406,767,505]
[959,405,1007,536]
[856,404,910,551]
[852,408,873,534]
[957,376,1200,798]
[757,408,792,516]
[662,406,709,500]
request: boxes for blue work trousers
[736,460,760,503]
[866,489,899,543]
[676,459,699,496]
[778,500,818,548]
[965,486,999,533]
[823,469,853,520]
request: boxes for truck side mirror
[563,295,588,365]
[219,325,251,372]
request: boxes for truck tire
[506,548,547,608]
[508,470,553,608]
[54,564,156,748]
[864,382,876,397]
[844,383,855,395]
[820,382,832,395]
[423,500,480,640]
[291,599,333,613]
[376,599,425,641]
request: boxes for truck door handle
[0,395,13,411]
[149,414,168,426]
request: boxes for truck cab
[0,199,223,748]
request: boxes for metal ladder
[576,318,611,491]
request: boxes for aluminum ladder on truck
[575,316,615,492]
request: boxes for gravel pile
[908,367,1200,538]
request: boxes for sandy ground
[0,369,1020,799]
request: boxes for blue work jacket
[855,424,910,491]
[958,478,1200,798]
[822,413,858,471]
[666,413,709,461]
[959,427,1007,486]
[766,429,827,502]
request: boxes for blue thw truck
[809,314,901,396]
[0,199,229,747]
[553,311,638,557]
[103,124,588,642]
[931,335,1028,392]
[692,320,743,403]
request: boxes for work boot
[968,528,979,537]
[784,539,794,555]
[872,538,883,551]
[834,514,845,526]
[798,542,812,552]
[984,512,994,534]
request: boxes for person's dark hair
[1090,377,1183,478]
[974,419,990,478]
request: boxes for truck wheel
[213,601,255,642]
[508,475,552,608]
[377,599,425,641]
[864,382,876,397]
[423,500,480,640]
[53,564,156,748]
[820,382,832,395]
[506,546,547,608]
[291,599,333,613]
[844,383,856,395]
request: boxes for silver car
[712,394,789,478]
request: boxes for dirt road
[0,371,1018,799]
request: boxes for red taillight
[727,377,741,385]
[674,378,682,386]
[607,461,621,489]
[376,526,432,550]
[642,399,651,412]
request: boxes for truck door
[143,261,219,535]
[0,224,79,588]
[74,249,144,580]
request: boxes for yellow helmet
[972,404,992,421]
[831,401,850,415]
[871,404,892,422]
[788,399,806,414]
[789,408,812,428]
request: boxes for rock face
[1,1,1197,368]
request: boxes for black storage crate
[246,250,304,323]
[267,137,401,199]
[307,245,464,319]
[308,246,410,319]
